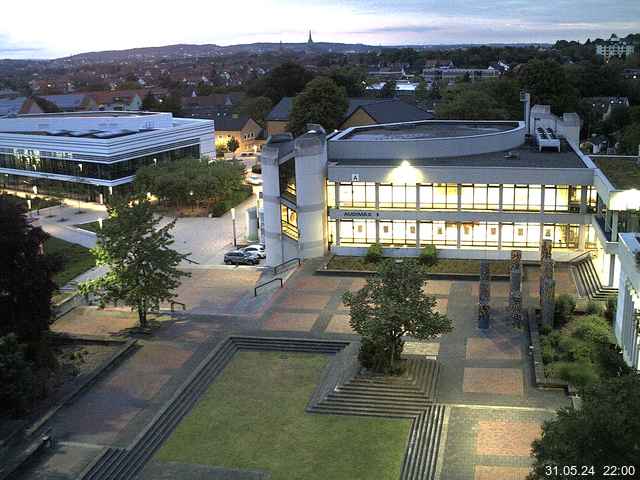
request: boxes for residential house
[584,96,630,120]
[215,114,265,152]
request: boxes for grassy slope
[44,237,95,287]
[156,351,410,480]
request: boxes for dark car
[224,250,259,265]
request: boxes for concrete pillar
[578,224,586,250]
[478,259,491,329]
[540,239,555,328]
[261,143,285,267]
[509,250,523,327]
[294,129,328,260]
[611,211,619,241]
[580,185,588,214]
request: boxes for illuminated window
[461,184,500,210]
[460,222,499,248]
[329,218,336,246]
[544,185,569,212]
[419,221,457,247]
[280,204,298,240]
[327,181,336,208]
[502,185,541,211]
[501,222,540,248]
[379,183,416,209]
[420,183,457,209]
[339,182,376,209]
[339,219,376,245]
[543,223,579,249]
[585,224,597,249]
[378,220,417,246]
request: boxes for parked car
[246,173,262,186]
[224,250,259,265]
[242,244,266,259]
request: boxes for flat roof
[591,155,640,190]
[330,143,587,169]
[15,111,158,119]
[338,121,519,141]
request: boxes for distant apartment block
[596,34,635,61]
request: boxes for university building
[261,103,640,370]
[0,111,214,201]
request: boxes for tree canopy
[518,59,580,115]
[287,77,348,136]
[342,259,452,373]
[80,197,190,328]
[239,96,273,126]
[247,61,313,104]
[0,197,58,342]
[529,374,640,477]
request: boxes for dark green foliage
[518,58,580,115]
[0,198,58,342]
[436,80,518,120]
[529,375,640,477]
[414,80,428,106]
[418,245,437,267]
[551,361,599,388]
[584,300,604,316]
[134,158,246,214]
[226,137,239,152]
[620,123,640,155]
[208,186,252,217]
[604,296,617,323]
[287,77,348,136]
[343,260,452,373]
[80,197,190,328]
[572,315,613,344]
[554,294,576,328]
[0,334,37,416]
[141,92,160,111]
[329,66,367,97]
[239,96,273,126]
[365,243,383,263]
[247,62,314,104]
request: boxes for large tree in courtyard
[287,77,348,137]
[0,197,58,342]
[80,197,190,328]
[343,259,452,373]
[528,374,640,478]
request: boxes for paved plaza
[17,259,573,480]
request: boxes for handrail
[569,250,592,265]
[273,257,301,275]
[254,277,283,296]
[170,300,186,312]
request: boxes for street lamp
[231,207,237,247]
[76,163,84,214]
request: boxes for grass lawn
[44,237,95,286]
[592,156,640,190]
[327,256,510,275]
[155,351,411,480]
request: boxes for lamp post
[98,217,103,230]
[76,163,83,213]
[231,207,237,247]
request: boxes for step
[325,394,430,409]
[336,385,432,399]
[310,404,419,417]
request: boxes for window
[501,222,540,248]
[329,219,336,246]
[419,221,457,247]
[378,183,416,209]
[327,181,336,208]
[544,185,569,212]
[339,219,376,245]
[280,204,298,240]
[460,184,500,210]
[339,182,375,209]
[502,184,541,211]
[543,223,580,249]
[460,222,499,248]
[585,224,597,249]
[419,183,457,209]
[379,220,417,246]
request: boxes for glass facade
[0,145,199,181]
[280,203,298,240]
[328,181,594,213]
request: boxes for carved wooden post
[509,250,523,327]
[540,240,555,327]
[478,259,491,329]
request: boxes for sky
[1,0,639,59]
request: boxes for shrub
[553,361,599,387]
[572,315,614,345]
[597,343,632,377]
[584,300,604,316]
[251,164,262,174]
[365,243,384,263]
[418,244,437,266]
[605,296,617,323]
[554,294,576,328]
[0,334,37,416]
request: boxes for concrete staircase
[571,254,618,301]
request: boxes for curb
[316,268,510,281]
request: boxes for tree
[342,260,453,373]
[239,96,273,126]
[518,59,580,115]
[379,80,397,98]
[287,77,348,137]
[0,333,37,416]
[529,374,640,478]
[0,197,58,342]
[619,123,640,155]
[436,86,509,120]
[227,137,239,152]
[247,62,313,104]
[330,66,367,97]
[141,92,160,111]
[80,197,190,328]
[415,80,429,106]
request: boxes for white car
[242,244,266,259]
[246,173,263,186]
